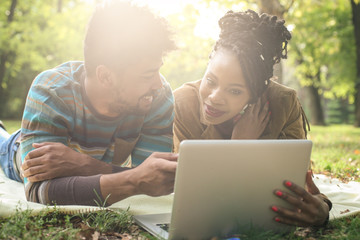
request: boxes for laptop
[133,139,312,239]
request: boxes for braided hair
[211,9,291,102]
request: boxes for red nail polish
[285,181,292,187]
[275,217,280,222]
[267,101,269,105]
[269,111,271,115]
[271,206,278,212]
[275,190,283,197]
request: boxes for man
[0,1,177,206]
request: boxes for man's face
[108,57,164,116]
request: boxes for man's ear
[95,65,114,88]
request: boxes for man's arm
[26,152,177,206]
[21,142,128,182]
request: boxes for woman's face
[199,49,251,125]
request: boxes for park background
[1,0,360,239]
[0,0,360,126]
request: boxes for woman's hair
[211,9,291,102]
[84,1,176,77]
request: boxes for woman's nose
[208,88,225,105]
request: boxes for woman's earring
[240,104,249,115]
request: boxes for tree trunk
[305,85,326,125]
[57,0,62,13]
[0,0,17,117]
[351,0,360,127]
[340,97,350,124]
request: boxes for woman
[173,10,331,227]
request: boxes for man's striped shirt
[20,61,174,205]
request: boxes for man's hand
[271,171,330,227]
[232,97,270,139]
[22,142,112,182]
[132,152,178,196]
[100,152,177,204]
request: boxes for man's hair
[84,0,176,77]
[211,9,291,102]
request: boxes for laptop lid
[168,139,312,239]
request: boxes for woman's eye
[230,89,242,95]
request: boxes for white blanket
[0,168,359,220]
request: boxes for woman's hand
[271,171,330,227]
[231,97,270,139]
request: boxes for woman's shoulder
[173,80,201,101]
[267,80,298,104]
[173,80,201,118]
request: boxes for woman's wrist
[316,193,332,226]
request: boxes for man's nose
[151,73,163,90]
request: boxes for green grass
[2,119,20,134]
[0,205,146,240]
[0,121,359,239]
[308,125,360,182]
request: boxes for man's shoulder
[33,61,84,89]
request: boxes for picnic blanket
[0,167,359,220]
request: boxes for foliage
[0,0,92,118]
[286,0,356,102]
[161,4,214,89]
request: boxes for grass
[2,119,20,134]
[1,120,360,239]
[0,205,147,240]
[308,125,360,182]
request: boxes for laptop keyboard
[156,223,169,232]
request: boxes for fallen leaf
[340,209,350,214]
[92,231,100,240]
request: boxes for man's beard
[109,89,157,116]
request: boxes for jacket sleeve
[278,91,309,139]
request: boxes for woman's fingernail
[271,206,278,212]
[275,190,283,197]
[285,181,292,187]
[269,111,272,115]
[267,101,269,105]
[275,217,281,222]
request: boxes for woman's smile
[204,103,226,118]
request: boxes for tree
[0,0,92,118]
[352,0,360,126]
[161,5,214,89]
[0,0,17,117]
[287,0,355,125]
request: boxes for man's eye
[206,78,215,85]
[143,75,154,80]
